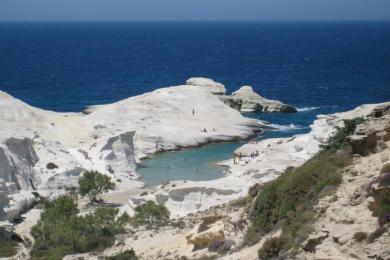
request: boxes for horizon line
[0,19,390,23]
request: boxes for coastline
[0,78,268,222]
[126,102,388,218]
[1,77,388,221]
[1,81,389,259]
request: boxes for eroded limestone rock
[100,131,136,173]
[186,220,225,248]
[222,86,297,113]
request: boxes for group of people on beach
[233,150,260,165]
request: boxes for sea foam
[297,106,321,112]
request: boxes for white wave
[297,106,321,112]
[269,123,306,132]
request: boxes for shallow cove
[138,108,335,186]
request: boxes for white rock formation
[222,85,297,112]
[0,79,264,221]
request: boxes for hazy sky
[1,0,390,21]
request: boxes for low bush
[258,237,286,260]
[134,201,170,226]
[106,249,138,260]
[31,196,125,259]
[0,234,18,258]
[46,162,59,169]
[243,226,261,246]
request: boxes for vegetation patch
[249,119,360,257]
[320,118,364,151]
[0,230,18,258]
[79,170,115,202]
[258,237,286,260]
[134,201,170,226]
[243,226,261,246]
[31,196,126,259]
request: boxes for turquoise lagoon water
[137,141,245,187]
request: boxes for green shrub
[106,249,138,260]
[78,170,115,202]
[252,151,346,235]
[31,196,125,259]
[320,117,363,151]
[243,226,261,246]
[0,235,18,257]
[134,201,170,226]
[258,237,286,259]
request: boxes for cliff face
[295,104,390,260]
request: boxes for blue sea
[1,21,389,185]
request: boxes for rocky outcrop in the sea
[222,86,297,112]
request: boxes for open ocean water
[1,21,389,185]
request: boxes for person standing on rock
[192,108,195,116]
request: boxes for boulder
[348,116,390,156]
[100,131,136,172]
[5,138,38,166]
[225,86,297,113]
[4,191,37,221]
[186,220,225,248]
[186,77,227,95]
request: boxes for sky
[0,0,390,21]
